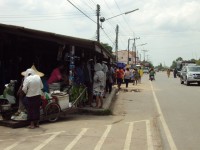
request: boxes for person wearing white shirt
[22,68,43,129]
[124,68,131,88]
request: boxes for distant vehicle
[143,67,149,74]
[154,68,159,72]
[176,60,196,77]
[180,65,200,86]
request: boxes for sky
[0,0,200,67]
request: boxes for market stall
[0,23,114,127]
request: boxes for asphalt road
[2,71,199,150]
[0,74,162,150]
[152,72,200,150]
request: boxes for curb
[78,87,118,115]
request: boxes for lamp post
[127,38,134,65]
[141,49,149,62]
[98,7,139,62]
[101,8,139,22]
[132,37,140,65]
[136,43,147,63]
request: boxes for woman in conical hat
[21,65,44,129]
[21,65,44,78]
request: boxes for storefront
[0,23,114,94]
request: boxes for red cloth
[47,68,62,84]
[116,69,124,79]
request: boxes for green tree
[196,59,200,65]
[155,63,163,71]
[176,57,183,61]
[190,58,196,62]
[101,43,113,53]
[171,61,177,69]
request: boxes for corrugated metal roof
[0,23,113,58]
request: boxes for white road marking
[124,122,134,150]
[94,125,112,150]
[64,128,88,150]
[34,131,63,150]
[3,131,66,150]
[131,120,147,123]
[4,138,26,150]
[0,139,14,142]
[150,81,177,150]
[146,120,154,150]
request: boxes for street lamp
[132,37,140,65]
[136,43,147,63]
[97,7,139,62]
[141,49,149,62]
[137,43,147,47]
[127,38,134,65]
[100,8,139,22]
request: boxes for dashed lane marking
[64,128,88,150]
[3,138,26,150]
[124,122,134,150]
[34,131,64,150]
[94,125,112,150]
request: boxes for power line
[67,0,114,44]
[0,13,95,19]
[67,0,97,24]
[77,0,95,13]
[88,0,96,5]
[113,0,136,36]
[1,16,91,22]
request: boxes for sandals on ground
[28,126,35,129]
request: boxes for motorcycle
[150,75,155,81]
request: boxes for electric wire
[67,0,115,45]
[113,0,136,36]
[0,12,94,17]
[67,0,97,24]
[88,0,96,5]
[77,0,95,13]
[101,0,133,49]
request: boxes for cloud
[154,1,200,32]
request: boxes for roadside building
[0,23,114,93]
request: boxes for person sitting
[48,63,68,84]
[149,68,156,80]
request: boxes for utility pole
[141,50,148,62]
[127,38,134,65]
[133,37,140,65]
[115,24,119,62]
[96,4,100,42]
[128,38,130,65]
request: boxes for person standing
[173,68,177,78]
[124,68,131,88]
[131,69,136,85]
[22,68,43,129]
[167,69,170,78]
[138,67,144,83]
[116,67,124,90]
[106,64,114,94]
[102,61,108,98]
[93,63,104,108]
[134,68,140,85]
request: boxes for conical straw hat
[21,65,44,77]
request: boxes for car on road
[143,68,149,74]
[180,65,200,86]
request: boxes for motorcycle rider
[149,68,156,80]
